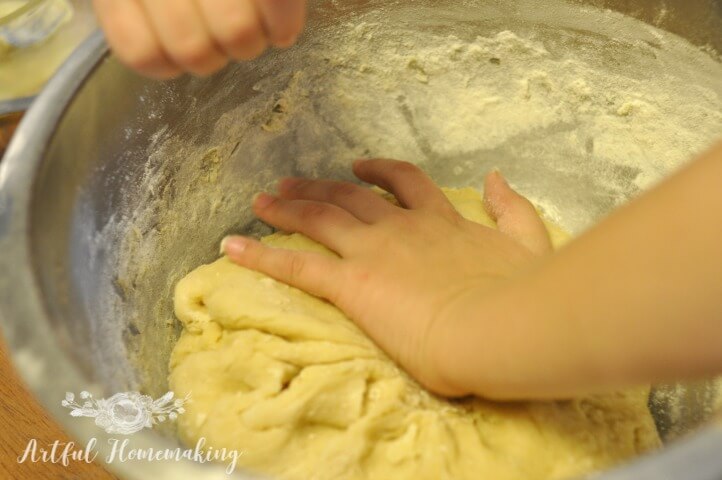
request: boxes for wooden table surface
[0,112,22,154]
[0,114,116,479]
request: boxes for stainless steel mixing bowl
[1,0,721,479]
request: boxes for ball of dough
[169,188,660,480]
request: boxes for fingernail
[353,159,367,169]
[253,193,276,209]
[221,236,248,257]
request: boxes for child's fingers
[353,159,455,214]
[252,194,364,255]
[254,0,306,48]
[93,0,182,78]
[483,171,552,256]
[277,178,398,223]
[196,0,268,60]
[139,0,228,76]
[222,236,342,301]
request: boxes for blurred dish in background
[0,0,96,102]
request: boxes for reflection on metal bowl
[0,1,721,479]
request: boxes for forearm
[444,142,722,400]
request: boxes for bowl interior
[26,0,722,453]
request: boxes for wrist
[429,281,531,399]
[430,273,596,401]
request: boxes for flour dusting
[97,0,722,439]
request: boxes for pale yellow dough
[169,188,660,480]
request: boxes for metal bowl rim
[0,24,721,480]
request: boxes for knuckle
[256,245,279,274]
[324,274,345,304]
[250,244,270,268]
[348,264,371,285]
[291,179,310,192]
[218,18,264,52]
[245,241,264,263]
[384,208,412,226]
[171,37,218,70]
[512,195,538,216]
[438,203,462,222]
[299,203,329,220]
[121,43,166,71]
[286,254,307,282]
[329,182,358,200]
[369,224,405,249]
[270,24,300,46]
[392,161,420,176]
[522,197,539,213]
[331,263,368,306]
[260,196,279,213]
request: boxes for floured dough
[169,188,660,480]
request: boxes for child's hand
[222,160,552,397]
[93,0,306,78]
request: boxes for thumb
[483,171,553,256]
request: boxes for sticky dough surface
[169,188,660,480]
